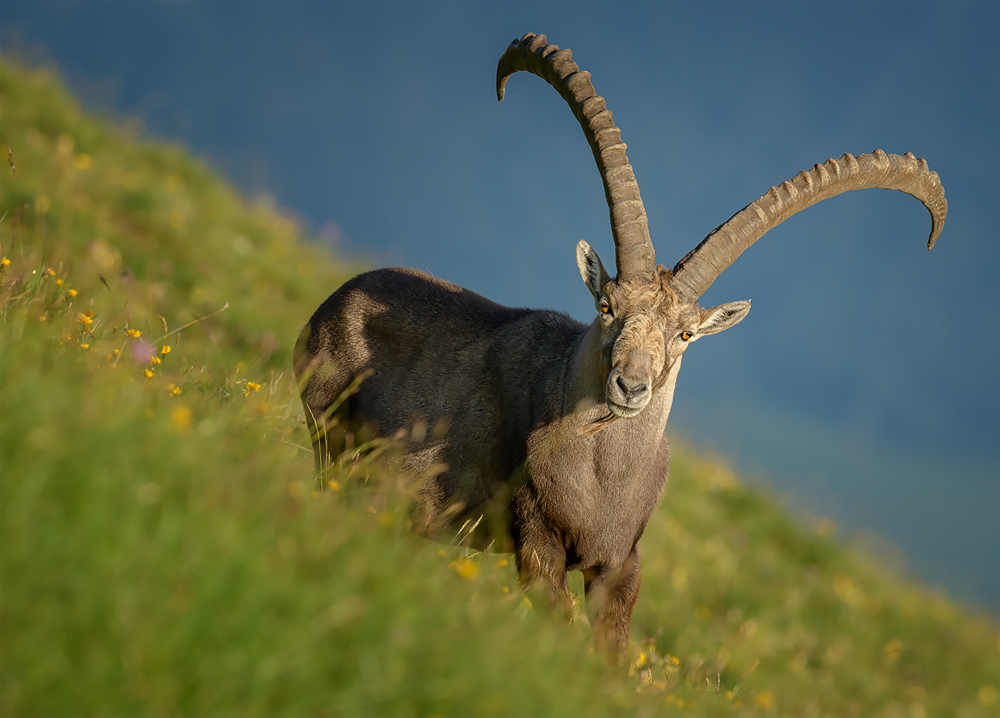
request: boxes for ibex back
[294,32,947,661]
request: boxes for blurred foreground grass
[1,58,997,717]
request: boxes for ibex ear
[697,300,751,337]
[576,240,611,304]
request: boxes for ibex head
[575,243,749,419]
[498,33,946,423]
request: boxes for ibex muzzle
[295,32,947,662]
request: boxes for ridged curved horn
[497,32,655,279]
[669,150,947,302]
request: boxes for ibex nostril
[617,374,646,399]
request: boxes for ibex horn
[497,33,655,280]
[669,150,948,303]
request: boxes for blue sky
[3,0,997,611]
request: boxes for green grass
[1,57,997,717]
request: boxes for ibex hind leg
[511,486,573,620]
[301,397,356,484]
[583,546,641,665]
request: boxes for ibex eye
[681,331,693,341]
[599,300,611,315]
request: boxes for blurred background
[2,1,996,613]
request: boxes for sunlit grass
[1,56,997,717]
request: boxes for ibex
[294,32,947,660]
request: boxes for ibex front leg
[583,546,641,663]
[512,488,573,620]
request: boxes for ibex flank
[294,32,947,661]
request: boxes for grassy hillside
[1,58,997,717]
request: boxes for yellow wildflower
[832,574,864,607]
[76,313,93,325]
[161,345,171,355]
[80,343,90,350]
[245,381,262,396]
[55,278,63,286]
[143,368,155,378]
[754,690,775,709]
[883,639,905,664]
[327,479,341,492]
[126,328,142,338]
[38,315,46,321]
[149,355,161,366]
[168,384,182,396]
[168,208,186,229]
[74,153,92,170]
[68,288,78,297]
[46,267,56,276]
[1,257,10,268]
[170,405,192,433]
[452,558,480,580]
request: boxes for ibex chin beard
[578,381,650,436]
[579,412,620,436]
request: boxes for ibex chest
[525,419,670,571]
